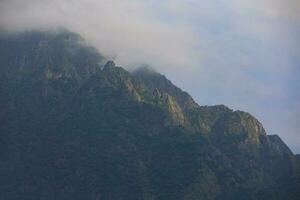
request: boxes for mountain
[0,30,299,200]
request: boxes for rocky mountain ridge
[0,30,299,200]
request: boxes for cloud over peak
[0,0,299,152]
[0,0,199,70]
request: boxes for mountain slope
[0,30,299,200]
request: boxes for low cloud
[0,0,198,70]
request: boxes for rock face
[0,31,299,200]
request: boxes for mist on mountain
[0,30,299,200]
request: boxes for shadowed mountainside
[0,30,299,200]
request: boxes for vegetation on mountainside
[0,31,299,200]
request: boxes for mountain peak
[0,30,105,82]
[103,60,116,69]
[0,30,299,200]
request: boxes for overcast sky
[0,0,299,153]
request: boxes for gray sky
[0,0,299,153]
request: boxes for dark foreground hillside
[0,31,299,200]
